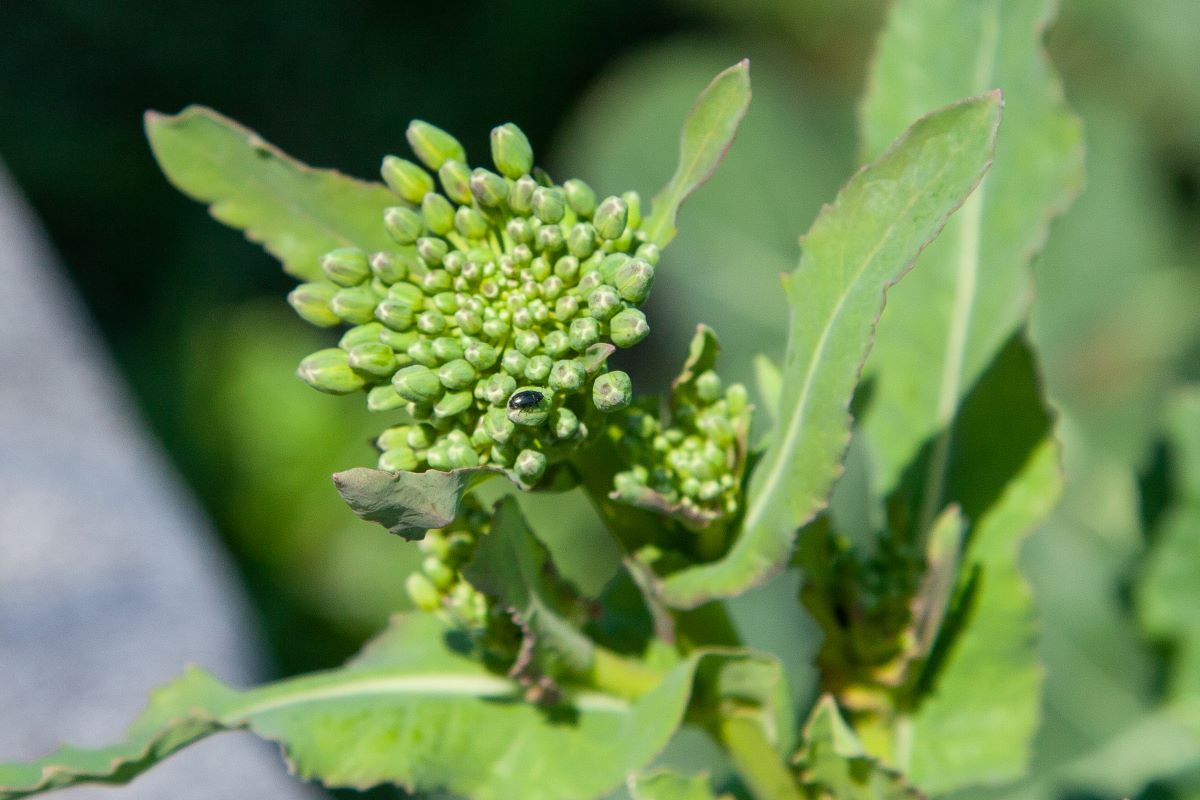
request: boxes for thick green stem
[709,713,803,800]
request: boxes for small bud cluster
[611,370,751,525]
[289,120,657,485]
[402,498,522,667]
[404,498,491,626]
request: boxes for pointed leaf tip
[643,60,752,249]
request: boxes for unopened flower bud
[726,383,749,415]
[417,237,449,265]
[288,282,340,327]
[536,224,564,253]
[515,449,548,483]
[321,247,371,286]
[622,190,642,230]
[610,308,650,348]
[593,196,628,240]
[470,168,509,208]
[587,285,621,320]
[501,349,528,377]
[567,223,597,259]
[431,336,464,362]
[379,446,419,472]
[464,340,498,370]
[438,160,474,205]
[636,242,661,266]
[615,258,655,304]
[524,355,552,382]
[368,384,407,411]
[543,330,570,358]
[532,187,565,224]
[416,310,447,335]
[341,323,386,350]
[407,120,466,170]
[484,406,516,443]
[406,572,441,611]
[370,252,409,284]
[415,192,454,235]
[506,387,551,426]
[375,299,416,331]
[348,342,397,379]
[549,359,585,392]
[384,206,424,245]
[331,286,378,324]
[510,175,537,214]
[551,407,580,439]
[435,390,473,419]
[593,370,633,412]
[437,358,477,390]
[393,364,444,403]
[569,317,601,351]
[484,373,518,405]
[490,123,534,179]
[563,178,597,218]
[696,370,723,403]
[455,206,489,239]
[381,156,434,203]
[298,348,366,394]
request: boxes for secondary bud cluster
[404,498,491,626]
[289,120,657,486]
[611,370,751,526]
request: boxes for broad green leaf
[0,614,708,800]
[332,465,504,539]
[856,0,1084,508]
[752,354,782,425]
[643,60,752,248]
[464,496,595,678]
[792,696,923,799]
[145,105,397,281]
[658,93,1002,609]
[906,442,1057,791]
[902,337,1060,791]
[630,769,726,800]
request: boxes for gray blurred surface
[0,164,318,798]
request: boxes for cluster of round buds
[402,500,524,673]
[611,369,751,527]
[403,499,491,627]
[288,120,658,486]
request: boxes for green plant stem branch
[708,712,803,800]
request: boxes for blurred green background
[3,1,1199,797]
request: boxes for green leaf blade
[857,0,1085,501]
[0,614,707,800]
[145,106,397,281]
[644,60,752,248]
[658,93,1002,608]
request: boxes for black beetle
[507,389,544,411]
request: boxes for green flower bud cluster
[402,498,523,668]
[288,120,659,485]
[404,498,491,626]
[610,370,751,526]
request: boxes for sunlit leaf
[145,106,396,281]
[643,60,752,248]
[0,615,707,800]
[658,93,1002,608]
